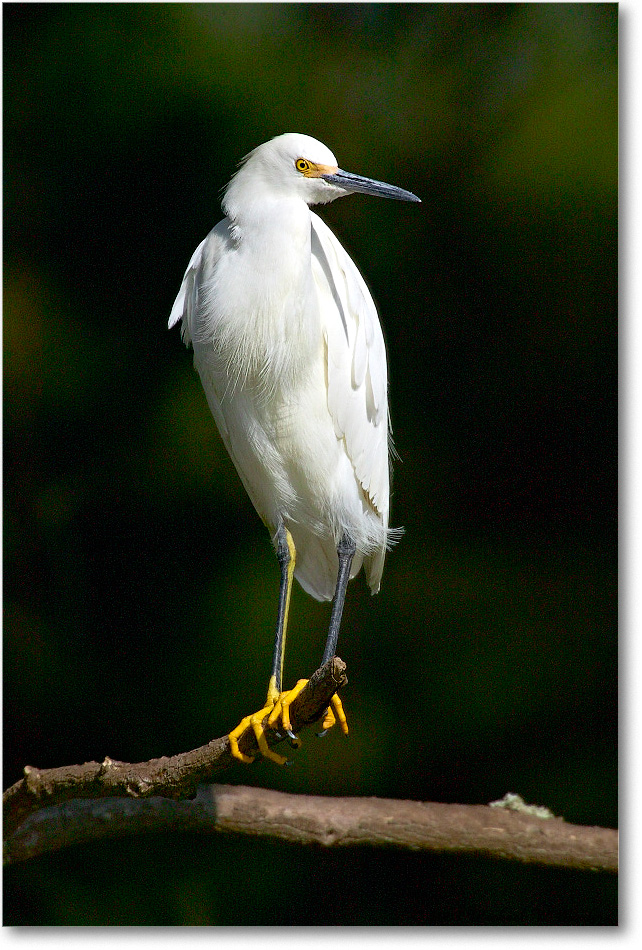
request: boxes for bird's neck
[225,194,311,254]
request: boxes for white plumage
[169,133,419,603]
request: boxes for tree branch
[3,655,617,874]
[3,657,347,842]
[4,783,617,872]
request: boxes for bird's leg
[268,521,297,701]
[273,532,356,739]
[316,532,356,736]
[322,532,357,665]
[265,525,308,741]
[228,527,353,762]
[228,522,299,765]
[228,523,295,764]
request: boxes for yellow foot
[268,678,308,735]
[228,679,308,765]
[228,680,348,765]
[228,699,289,765]
[320,694,349,736]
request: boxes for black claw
[317,728,329,738]
[286,729,297,741]
[273,730,284,740]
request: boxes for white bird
[169,133,420,764]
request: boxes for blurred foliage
[4,3,616,927]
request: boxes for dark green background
[4,3,617,926]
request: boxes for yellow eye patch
[294,158,338,178]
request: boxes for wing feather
[168,222,232,441]
[168,222,232,344]
[310,211,390,518]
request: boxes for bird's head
[223,133,420,218]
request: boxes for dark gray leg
[269,521,295,696]
[321,532,356,665]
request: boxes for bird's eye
[295,158,311,174]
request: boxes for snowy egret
[169,133,420,764]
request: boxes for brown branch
[3,655,617,874]
[3,657,347,843]
[4,783,617,872]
